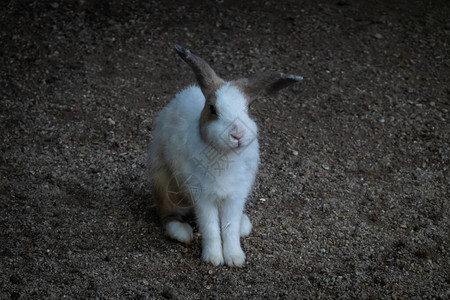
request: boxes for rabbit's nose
[230,124,244,140]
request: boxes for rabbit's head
[175,45,302,152]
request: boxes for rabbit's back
[149,86,205,172]
[155,85,204,130]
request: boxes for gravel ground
[1,0,449,299]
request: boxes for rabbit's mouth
[230,134,243,148]
[212,122,255,152]
[229,132,250,149]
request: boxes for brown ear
[233,72,303,105]
[175,45,224,97]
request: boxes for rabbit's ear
[175,45,224,97]
[233,72,303,105]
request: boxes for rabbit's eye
[209,105,217,115]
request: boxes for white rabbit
[148,45,302,267]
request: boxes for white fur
[240,214,252,237]
[149,84,259,267]
[165,221,194,243]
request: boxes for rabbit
[148,45,303,267]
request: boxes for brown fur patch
[175,45,226,142]
[198,89,223,142]
[151,165,194,225]
[232,72,302,105]
[175,45,224,97]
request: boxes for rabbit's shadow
[122,178,159,228]
[122,169,197,229]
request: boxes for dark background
[1,0,449,299]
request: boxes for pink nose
[230,124,244,140]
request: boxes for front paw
[202,246,224,266]
[223,245,246,267]
[240,214,252,237]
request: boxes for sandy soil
[1,0,449,299]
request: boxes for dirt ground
[1,0,449,299]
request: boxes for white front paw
[223,244,246,267]
[202,245,224,266]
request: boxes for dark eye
[209,105,217,115]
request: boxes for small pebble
[375,33,383,39]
